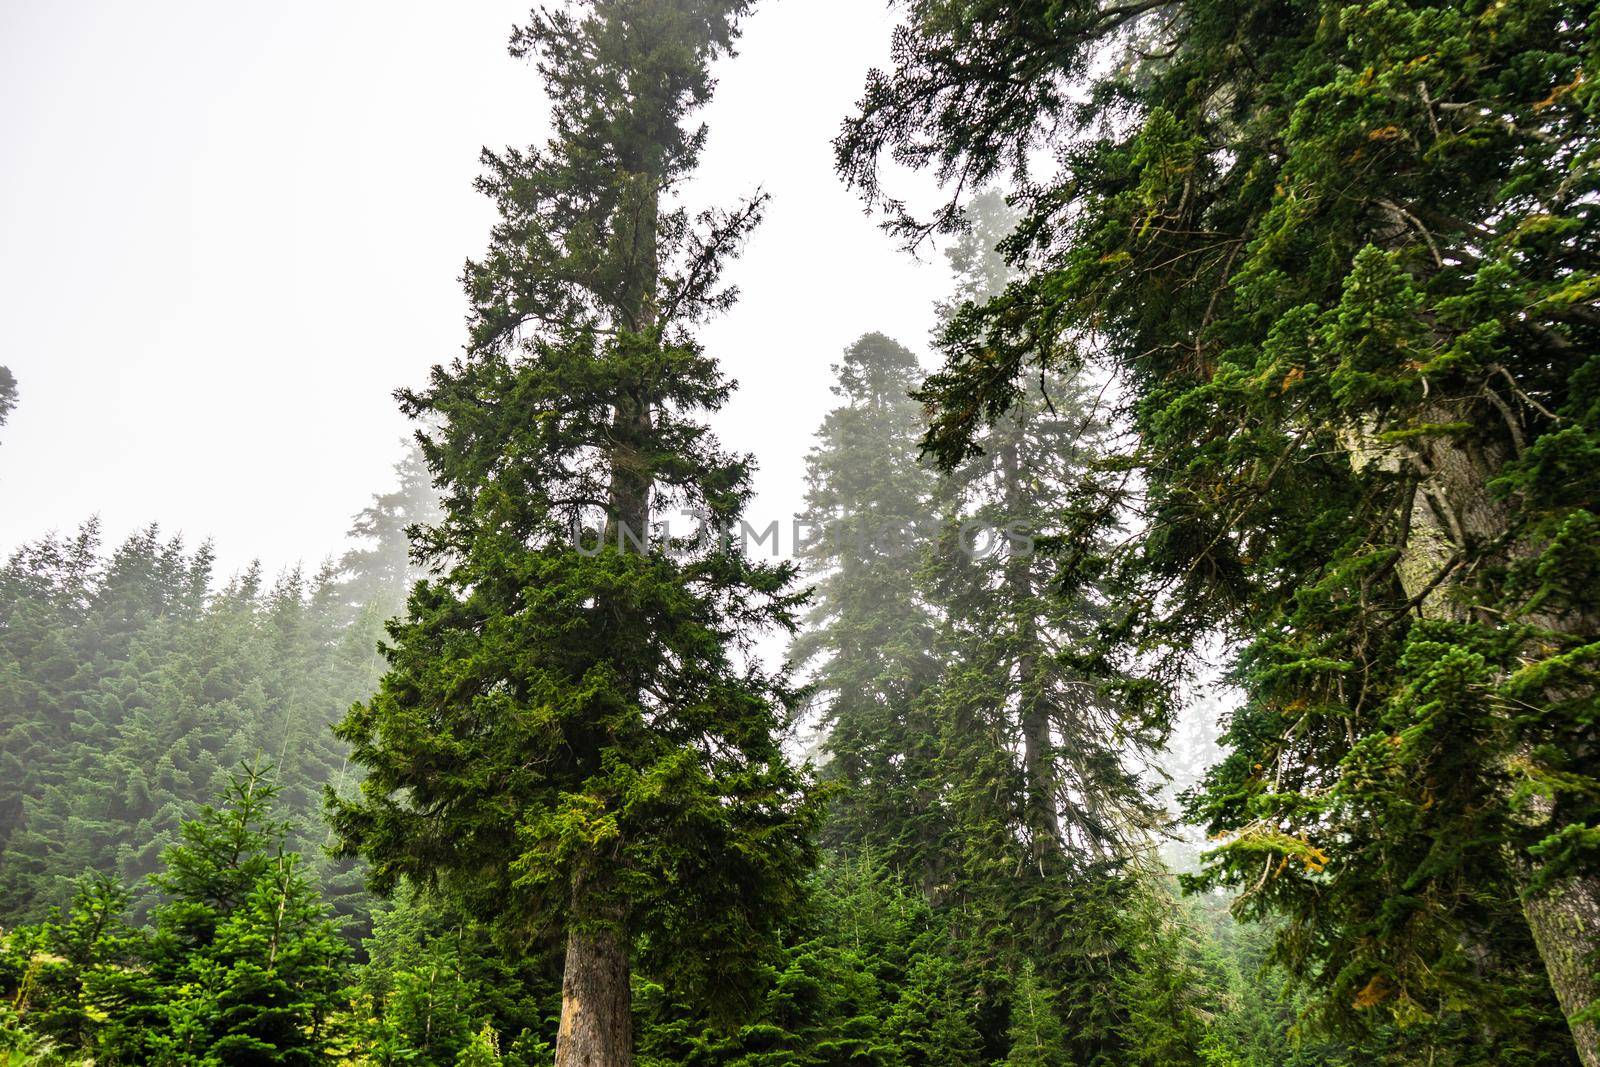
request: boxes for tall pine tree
[329,5,817,1064]
[791,332,946,878]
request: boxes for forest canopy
[1,1,1595,1066]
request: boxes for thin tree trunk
[1001,433,1063,860]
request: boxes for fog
[0,0,946,576]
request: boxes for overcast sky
[0,0,949,578]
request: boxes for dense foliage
[6,0,1595,1064]
[2,767,347,1064]
[0,446,435,938]
[326,3,818,1062]
[838,0,1598,1062]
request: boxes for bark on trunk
[1345,413,1600,1065]
[554,924,633,1067]
[1524,882,1600,1067]
[1001,434,1064,861]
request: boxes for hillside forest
[1,1,1597,1065]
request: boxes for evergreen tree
[791,201,1207,1063]
[0,521,388,932]
[350,884,557,1064]
[119,765,348,1065]
[0,365,16,438]
[838,0,1598,1061]
[792,332,946,876]
[0,874,141,1051]
[1,767,348,1064]
[328,5,818,1064]
[928,193,1161,870]
[339,439,443,615]
[883,949,982,1066]
[1002,963,1068,1067]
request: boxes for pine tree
[0,365,16,438]
[928,193,1160,870]
[0,518,390,928]
[1003,963,1069,1067]
[839,0,1599,1060]
[339,439,443,615]
[329,5,818,1064]
[792,332,946,876]
[114,764,348,1065]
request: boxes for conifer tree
[0,874,140,1051]
[329,5,817,1064]
[0,365,16,438]
[351,883,556,1064]
[838,0,1599,1060]
[1,767,348,1064]
[792,332,946,874]
[1002,963,1069,1067]
[928,193,1160,869]
[0,521,388,929]
[339,440,443,615]
[124,765,347,1065]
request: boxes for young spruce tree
[330,5,817,1065]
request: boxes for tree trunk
[1000,433,1063,861]
[1524,882,1600,1067]
[1346,413,1600,1064]
[555,923,633,1067]
[556,149,655,1067]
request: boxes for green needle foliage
[838,0,1599,1061]
[0,510,415,936]
[0,366,16,439]
[792,331,947,877]
[327,2,819,1059]
[1,765,349,1065]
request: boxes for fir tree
[339,439,443,615]
[791,332,946,876]
[0,365,16,438]
[122,765,348,1065]
[0,521,386,931]
[884,949,983,1066]
[1002,963,1068,1067]
[838,0,1599,1060]
[329,4,818,1064]
[1,767,348,1064]
[928,193,1161,870]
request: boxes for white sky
[0,0,949,578]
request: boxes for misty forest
[2,1,1598,1065]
